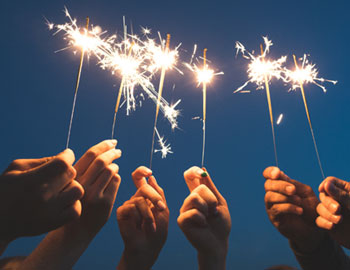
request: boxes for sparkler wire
[66,17,89,149]
[293,55,325,179]
[201,48,207,168]
[260,44,278,167]
[149,34,171,169]
[111,43,135,139]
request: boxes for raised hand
[177,167,231,270]
[316,176,350,248]
[0,149,84,241]
[263,166,325,252]
[117,166,169,270]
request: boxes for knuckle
[86,149,98,160]
[9,159,23,169]
[52,157,70,172]
[95,157,107,168]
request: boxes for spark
[234,37,287,93]
[154,128,173,158]
[276,114,283,125]
[285,54,337,92]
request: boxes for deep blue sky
[1,0,350,269]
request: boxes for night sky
[1,0,350,269]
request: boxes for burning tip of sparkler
[141,26,151,35]
[154,128,173,158]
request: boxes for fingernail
[327,221,334,229]
[114,149,122,156]
[109,139,117,147]
[145,167,152,174]
[152,222,156,232]
[196,168,204,175]
[334,215,342,224]
[271,167,279,178]
[286,186,294,194]
[157,200,166,211]
[296,207,303,215]
[331,203,339,212]
[67,168,75,178]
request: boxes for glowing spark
[234,37,287,93]
[285,54,337,92]
[276,114,283,125]
[154,128,173,158]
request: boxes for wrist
[197,245,227,270]
[117,250,152,270]
[290,230,327,253]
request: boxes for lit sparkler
[47,7,115,148]
[185,47,223,167]
[149,34,178,169]
[235,37,287,166]
[286,54,337,179]
[154,127,173,158]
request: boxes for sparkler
[287,54,337,179]
[235,37,287,166]
[185,47,223,167]
[154,127,173,158]
[65,16,89,149]
[149,34,175,169]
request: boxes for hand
[263,166,325,252]
[177,167,231,270]
[17,140,122,270]
[70,139,122,234]
[117,166,169,270]
[0,149,84,241]
[316,176,350,248]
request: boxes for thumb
[25,149,76,184]
[325,177,350,209]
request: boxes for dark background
[1,0,349,269]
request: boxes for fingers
[323,177,350,209]
[201,168,226,205]
[319,192,341,214]
[180,192,208,217]
[117,204,142,225]
[79,148,122,187]
[191,184,218,215]
[263,166,290,181]
[316,203,342,226]
[74,140,118,177]
[269,203,303,218]
[148,175,166,203]
[265,191,302,209]
[26,149,76,190]
[183,166,203,192]
[177,209,207,228]
[264,179,296,196]
[93,163,120,192]
[133,184,166,211]
[133,197,156,232]
[131,166,152,189]
[316,216,334,230]
[59,180,84,207]
[104,174,121,203]
[61,200,82,223]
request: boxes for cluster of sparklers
[47,8,337,175]
[235,37,337,178]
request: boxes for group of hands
[0,139,231,270]
[263,166,350,254]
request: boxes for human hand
[117,166,169,270]
[0,149,84,241]
[69,139,122,234]
[263,166,325,252]
[177,167,231,270]
[316,176,350,248]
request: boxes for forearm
[117,249,154,270]
[290,234,350,270]
[19,224,97,270]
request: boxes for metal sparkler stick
[293,54,325,179]
[149,34,171,169]
[66,16,89,149]
[260,44,278,167]
[201,48,207,168]
[111,42,135,139]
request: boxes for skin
[0,149,84,244]
[177,167,231,270]
[19,140,122,270]
[316,176,350,248]
[263,166,325,253]
[117,166,169,270]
